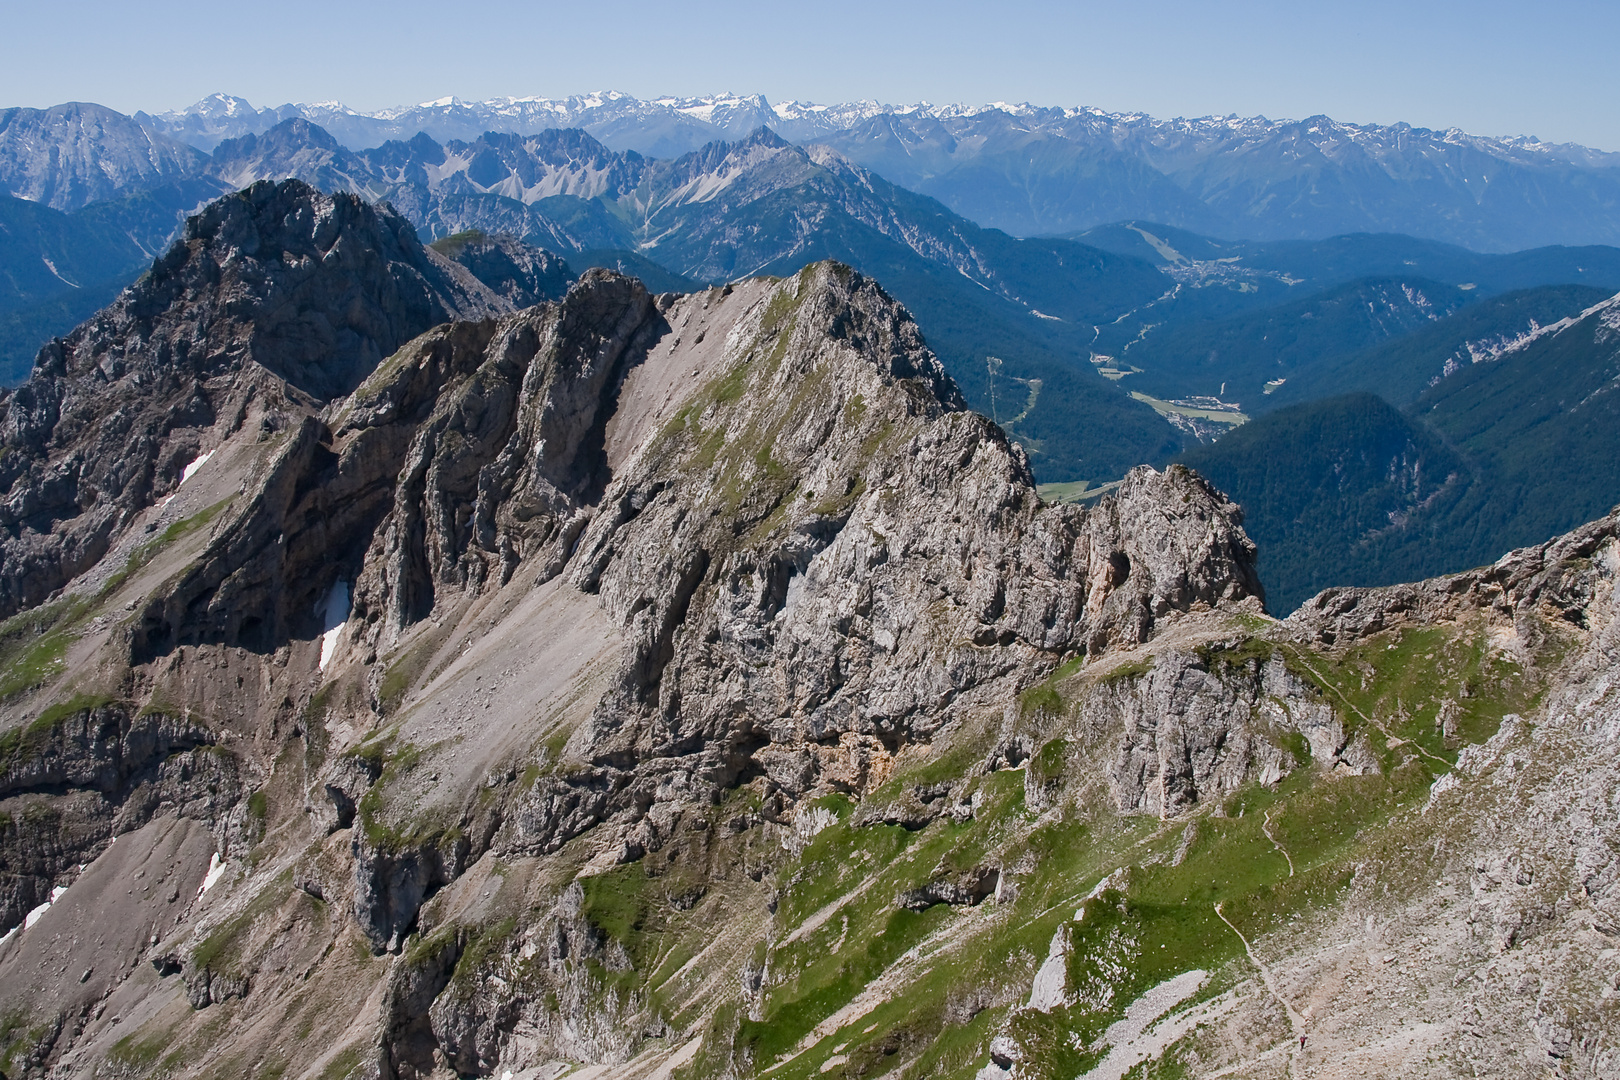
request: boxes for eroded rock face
[352,269,664,638]
[425,882,650,1073]
[0,217,1272,1078]
[1087,651,1374,817]
[363,264,1265,873]
[0,178,509,622]
[352,833,468,953]
[0,704,245,933]
[87,258,1264,963]
[434,231,576,309]
[1285,510,1620,648]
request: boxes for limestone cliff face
[0,178,507,622]
[1088,651,1362,818]
[316,264,1263,906]
[0,187,1278,1080]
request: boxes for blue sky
[5,0,1618,149]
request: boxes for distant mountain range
[6,92,1620,249]
[0,113,1184,479]
[5,93,1620,505]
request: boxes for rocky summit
[0,181,1616,1080]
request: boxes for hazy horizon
[62,88,1620,155]
[6,0,1619,151]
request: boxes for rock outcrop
[431,230,575,309]
[0,208,1278,1078]
[1285,507,1620,647]
[25,181,1606,1080]
[1089,649,1371,817]
[306,263,1265,932]
[0,178,510,622]
[0,702,245,934]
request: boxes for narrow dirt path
[1262,807,1295,877]
[1214,902,1306,1079]
[1281,646,1452,768]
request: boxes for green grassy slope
[558,610,1555,1080]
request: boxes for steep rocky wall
[1084,650,1375,817]
[0,215,1278,1079]
[351,269,664,642]
[0,179,511,623]
[249,263,1258,963]
[309,265,1265,945]
[504,268,1259,860]
[0,703,247,933]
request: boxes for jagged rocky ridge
[0,178,1257,1070]
[0,179,1614,1080]
[0,181,555,623]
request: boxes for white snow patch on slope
[318,580,350,670]
[181,450,213,484]
[21,884,69,931]
[198,853,226,897]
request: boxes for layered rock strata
[0,181,1286,1079]
[0,178,508,622]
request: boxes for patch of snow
[198,852,226,897]
[317,580,351,670]
[1597,292,1620,339]
[181,450,213,484]
[21,884,68,930]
